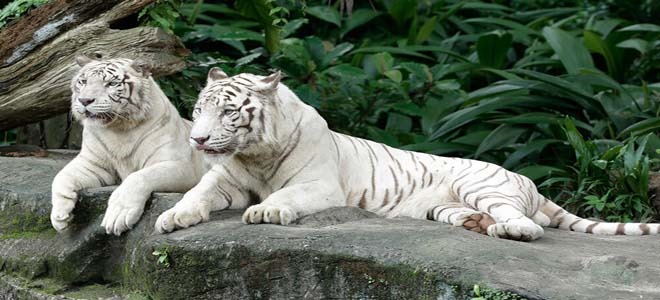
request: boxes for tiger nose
[78,98,95,106]
[191,136,210,145]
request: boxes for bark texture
[0,0,190,131]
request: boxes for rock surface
[1,153,660,299]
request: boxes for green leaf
[492,112,562,125]
[399,62,432,83]
[386,112,412,132]
[617,118,660,138]
[323,64,367,80]
[515,165,566,181]
[391,102,423,116]
[542,27,594,74]
[188,25,263,42]
[401,142,473,155]
[464,17,539,37]
[352,46,433,60]
[384,70,402,83]
[305,6,341,26]
[281,18,308,38]
[321,43,354,67]
[475,125,526,157]
[452,130,491,146]
[415,16,438,44]
[502,139,561,169]
[433,80,461,91]
[386,0,417,27]
[431,96,542,139]
[236,51,262,66]
[270,38,314,78]
[583,30,617,76]
[562,117,592,168]
[510,69,603,115]
[235,0,279,53]
[616,39,649,54]
[476,31,512,69]
[466,83,528,104]
[618,24,660,32]
[341,9,381,37]
[593,160,608,169]
[371,52,394,74]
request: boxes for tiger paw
[50,183,78,232]
[455,212,495,235]
[50,201,75,232]
[242,204,297,225]
[486,221,544,242]
[100,184,148,236]
[155,198,210,234]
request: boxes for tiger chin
[155,67,660,242]
[50,55,205,236]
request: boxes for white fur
[51,58,205,235]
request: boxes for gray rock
[1,154,660,300]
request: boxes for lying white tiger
[155,68,660,241]
[50,56,205,235]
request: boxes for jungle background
[1,0,659,223]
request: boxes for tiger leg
[427,204,495,235]
[483,204,544,241]
[243,180,344,226]
[387,188,495,235]
[155,164,249,234]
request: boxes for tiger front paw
[100,184,149,236]
[50,183,78,232]
[242,204,297,225]
[155,196,210,234]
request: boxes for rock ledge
[1,153,659,300]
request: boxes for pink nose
[192,136,209,145]
[79,98,95,106]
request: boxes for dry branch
[0,0,190,131]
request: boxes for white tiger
[154,68,660,241]
[50,56,205,235]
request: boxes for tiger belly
[331,132,544,220]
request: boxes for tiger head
[189,68,281,157]
[71,55,152,129]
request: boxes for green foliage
[139,0,181,34]
[555,119,659,222]
[472,284,525,300]
[97,0,660,221]
[0,0,48,29]
[152,246,171,268]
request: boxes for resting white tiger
[155,68,660,241]
[50,56,205,235]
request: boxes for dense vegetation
[144,0,659,222]
[2,0,658,222]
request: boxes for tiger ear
[208,67,228,82]
[131,59,152,77]
[75,55,94,67]
[256,71,281,92]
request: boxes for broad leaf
[476,31,513,69]
[305,6,341,26]
[542,27,594,74]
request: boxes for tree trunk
[0,0,190,131]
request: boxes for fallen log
[0,0,190,131]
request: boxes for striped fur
[51,56,205,236]
[155,69,660,241]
